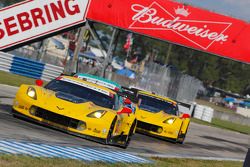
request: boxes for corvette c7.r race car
[135,91,190,144]
[12,76,136,148]
[74,73,136,112]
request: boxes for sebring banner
[0,0,90,50]
[87,0,250,63]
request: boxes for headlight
[27,87,37,100]
[87,110,107,119]
[163,118,176,124]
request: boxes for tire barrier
[193,105,214,123]
[0,52,63,81]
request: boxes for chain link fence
[135,62,202,102]
[8,37,69,67]
[7,41,202,103]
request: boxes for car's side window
[114,95,123,111]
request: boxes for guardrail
[0,52,63,81]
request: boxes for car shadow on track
[185,141,247,153]
[201,135,249,148]
[0,104,12,112]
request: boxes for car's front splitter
[12,108,130,148]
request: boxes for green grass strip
[0,154,243,167]
[192,118,250,135]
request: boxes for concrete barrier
[213,109,250,126]
[236,107,250,118]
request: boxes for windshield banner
[87,0,250,63]
[0,0,90,50]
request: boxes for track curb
[132,153,244,162]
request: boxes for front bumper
[12,108,129,147]
[136,120,183,142]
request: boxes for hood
[136,106,178,123]
[34,87,113,119]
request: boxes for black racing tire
[121,120,137,149]
[106,116,117,144]
[178,135,185,144]
[177,122,190,144]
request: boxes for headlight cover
[27,87,37,100]
[163,118,176,124]
[87,110,107,119]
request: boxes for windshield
[138,94,178,115]
[45,80,115,109]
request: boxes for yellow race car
[12,76,136,148]
[135,91,190,144]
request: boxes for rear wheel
[106,116,117,144]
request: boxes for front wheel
[106,116,117,144]
[177,122,190,144]
[121,120,137,149]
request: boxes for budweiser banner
[0,0,90,50]
[87,0,250,63]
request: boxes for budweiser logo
[129,2,232,50]
[175,6,190,17]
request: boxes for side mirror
[118,107,132,115]
[124,98,132,105]
[181,113,190,119]
[35,79,43,87]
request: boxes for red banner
[87,0,250,64]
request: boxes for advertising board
[0,0,90,50]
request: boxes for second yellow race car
[135,90,190,144]
[12,76,136,148]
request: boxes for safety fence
[136,62,203,103]
[0,52,63,81]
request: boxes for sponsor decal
[87,0,250,63]
[168,131,174,135]
[129,2,232,50]
[18,105,25,109]
[60,77,111,96]
[78,76,117,90]
[93,128,101,133]
[56,106,64,110]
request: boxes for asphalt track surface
[0,85,249,160]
